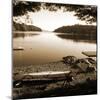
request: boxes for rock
[85,58,96,72]
[73,58,96,73]
[86,58,96,64]
[86,67,95,72]
[62,56,77,65]
[74,59,89,72]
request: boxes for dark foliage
[54,25,97,34]
[13,1,41,16]
[13,0,97,23]
[13,79,97,99]
[13,22,42,31]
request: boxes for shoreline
[13,56,97,99]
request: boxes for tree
[13,0,97,23]
[13,1,41,16]
[43,3,97,23]
[66,5,97,23]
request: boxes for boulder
[86,58,96,64]
[74,59,89,72]
[73,58,96,73]
[62,56,77,65]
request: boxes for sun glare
[13,9,90,31]
[30,9,87,31]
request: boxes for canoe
[13,71,72,87]
[14,71,71,82]
[22,71,71,81]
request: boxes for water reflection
[57,33,96,44]
[13,32,39,38]
[13,32,96,67]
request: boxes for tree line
[13,0,97,24]
[54,25,97,35]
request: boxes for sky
[13,9,94,31]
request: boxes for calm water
[13,31,96,67]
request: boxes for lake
[13,31,96,67]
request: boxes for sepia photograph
[12,0,97,99]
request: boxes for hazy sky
[13,9,92,31]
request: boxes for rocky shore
[13,56,97,99]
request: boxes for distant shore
[13,21,42,32]
[54,25,97,35]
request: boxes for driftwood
[13,47,24,51]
